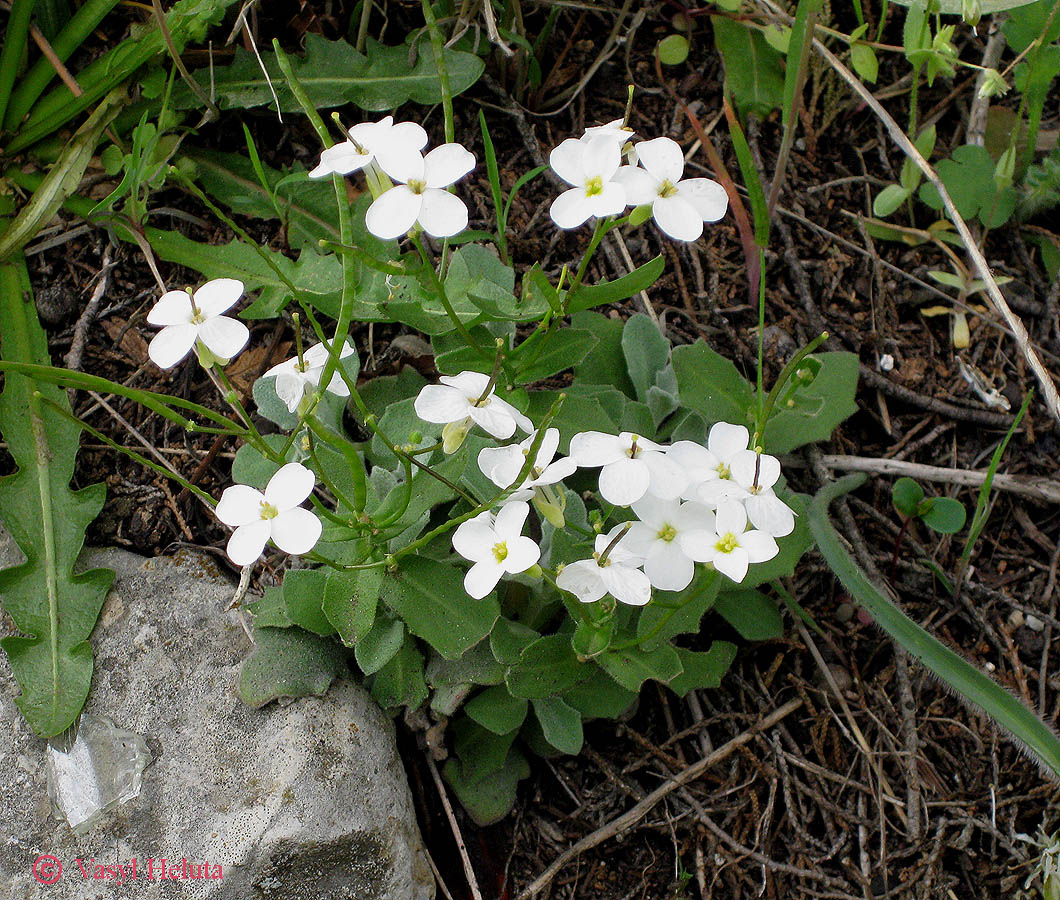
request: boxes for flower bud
[442,418,471,454]
[962,0,981,26]
[977,68,1009,99]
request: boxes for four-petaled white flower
[556,525,652,607]
[681,422,754,506]
[263,340,357,413]
[568,431,686,507]
[308,116,427,180]
[614,137,728,241]
[623,495,716,592]
[549,136,628,229]
[365,143,476,239]
[581,119,635,146]
[147,278,250,369]
[452,501,540,599]
[681,501,778,585]
[477,428,577,499]
[215,463,322,566]
[723,450,796,537]
[415,371,532,453]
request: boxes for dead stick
[516,698,803,899]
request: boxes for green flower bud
[977,68,1009,99]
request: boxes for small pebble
[1024,614,1045,633]
[1008,610,1025,628]
[836,602,855,623]
[879,353,895,372]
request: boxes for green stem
[752,331,829,445]
[0,0,38,128]
[420,0,455,144]
[563,216,612,313]
[409,233,490,360]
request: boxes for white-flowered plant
[364,142,476,239]
[682,500,779,585]
[622,495,717,592]
[215,463,322,566]
[477,428,577,527]
[568,431,687,506]
[549,135,629,229]
[146,277,249,369]
[263,340,357,413]
[556,524,652,607]
[613,137,729,242]
[414,371,532,453]
[452,501,540,599]
[308,115,427,180]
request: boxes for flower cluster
[422,374,795,605]
[309,114,475,240]
[549,126,729,241]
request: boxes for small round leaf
[892,477,924,518]
[921,496,967,534]
[657,34,690,66]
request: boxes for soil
[6,1,1060,898]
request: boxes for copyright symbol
[33,855,61,884]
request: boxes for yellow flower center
[716,463,731,479]
[715,532,739,554]
[585,175,603,197]
[190,310,206,326]
[408,178,427,195]
[592,551,611,568]
[657,523,677,543]
[492,541,509,563]
[658,179,679,198]
[259,501,279,520]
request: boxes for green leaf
[322,567,381,647]
[713,589,784,640]
[668,643,738,696]
[490,618,540,665]
[1003,0,1060,53]
[0,260,114,737]
[370,633,427,709]
[571,311,637,396]
[850,42,879,83]
[444,747,529,826]
[712,17,786,117]
[466,685,528,734]
[657,33,691,65]
[892,477,925,518]
[525,390,619,454]
[872,183,911,218]
[238,626,346,708]
[673,341,755,429]
[232,435,286,488]
[918,144,1018,228]
[761,352,859,454]
[514,327,599,383]
[636,571,721,650]
[175,34,484,112]
[597,643,682,692]
[426,640,505,688]
[810,474,1060,780]
[921,496,967,534]
[246,586,294,629]
[621,313,670,403]
[281,569,335,636]
[381,557,500,659]
[506,634,585,699]
[354,615,405,675]
[532,697,584,755]
[567,255,665,313]
[562,666,638,719]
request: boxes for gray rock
[0,532,434,900]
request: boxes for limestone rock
[0,532,434,899]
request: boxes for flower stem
[752,331,829,448]
[562,216,612,314]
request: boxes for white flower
[414,371,532,453]
[262,340,357,413]
[556,524,652,607]
[568,431,686,506]
[582,119,635,145]
[681,501,778,584]
[677,422,753,506]
[624,495,716,592]
[452,501,540,599]
[549,136,628,229]
[308,116,428,180]
[364,142,476,239]
[146,278,250,369]
[215,463,322,566]
[613,137,728,241]
[725,450,796,537]
[477,428,577,499]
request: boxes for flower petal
[197,315,249,361]
[581,135,622,180]
[310,141,371,177]
[708,422,750,460]
[630,493,672,529]
[469,401,518,439]
[715,500,748,537]
[644,540,695,592]
[600,564,652,606]
[147,290,193,326]
[148,323,198,369]
[713,547,749,584]
[569,431,626,466]
[226,519,271,566]
[464,559,502,599]
[273,371,307,412]
[494,500,530,538]
[746,493,795,537]
[740,529,779,564]
[549,138,587,186]
[264,462,315,510]
[415,384,469,424]
[677,178,729,222]
[652,195,704,242]
[216,484,265,527]
[634,137,685,184]
[556,560,607,603]
[598,457,650,506]
[503,535,540,573]
[452,512,496,562]
[550,188,593,229]
[641,451,689,500]
[417,188,469,238]
[424,143,476,188]
[389,121,429,151]
[365,186,422,240]
[730,450,781,490]
[270,507,322,556]
[194,278,244,316]
[612,165,659,205]
[587,181,628,218]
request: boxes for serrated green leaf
[0,260,114,738]
[532,697,584,755]
[597,643,682,692]
[713,589,783,640]
[238,625,346,708]
[174,34,484,113]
